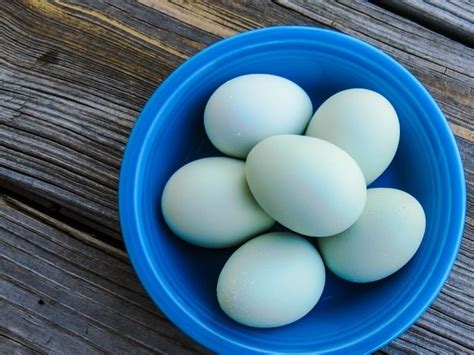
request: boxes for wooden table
[1,1,473,353]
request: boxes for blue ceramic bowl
[119,27,466,353]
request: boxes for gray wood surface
[0,196,207,354]
[374,0,474,46]
[1,0,473,353]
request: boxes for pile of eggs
[162,74,426,328]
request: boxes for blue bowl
[119,27,466,353]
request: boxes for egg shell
[204,74,313,158]
[318,188,426,283]
[245,135,367,237]
[161,157,274,248]
[305,88,400,185]
[217,232,325,328]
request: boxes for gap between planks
[372,0,474,47]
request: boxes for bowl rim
[118,26,466,353]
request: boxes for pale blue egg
[319,188,426,283]
[204,74,313,158]
[217,232,325,328]
[161,157,274,248]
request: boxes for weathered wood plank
[0,332,40,355]
[373,0,474,47]
[3,194,128,261]
[1,299,104,354]
[145,0,474,77]
[1,193,473,353]
[1,0,472,236]
[0,195,208,354]
[1,1,473,353]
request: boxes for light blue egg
[217,232,325,328]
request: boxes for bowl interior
[122,28,464,353]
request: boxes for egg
[204,74,313,158]
[305,88,400,185]
[161,157,274,248]
[217,232,325,328]
[245,135,367,237]
[318,188,426,283]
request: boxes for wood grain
[1,0,473,353]
[0,195,208,354]
[1,0,472,235]
[1,192,473,354]
[373,0,474,47]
